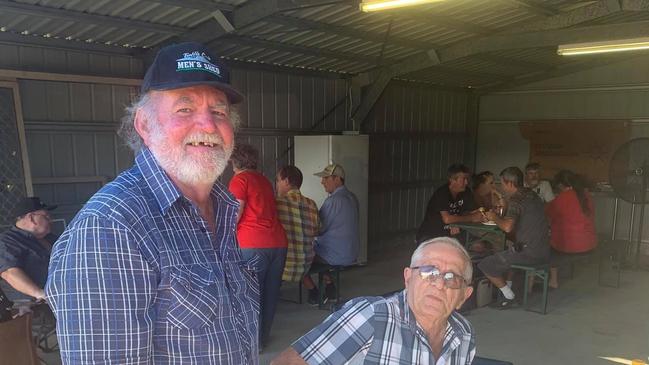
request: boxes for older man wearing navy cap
[0,197,56,302]
[46,42,259,364]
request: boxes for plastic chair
[0,312,40,365]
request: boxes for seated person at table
[0,197,56,302]
[473,171,504,212]
[416,163,482,244]
[546,170,596,288]
[471,171,507,253]
[478,167,550,309]
[271,236,475,365]
[524,162,554,203]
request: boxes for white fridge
[293,134,369,264]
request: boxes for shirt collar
[401,289,464,355]
[10,226,36,239]
[286,189,302,197]
[135,147,238,214]
[331,185,347,195]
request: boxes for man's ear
[134,108,151,147]
[403,267,412,289]
[456,286,474,310]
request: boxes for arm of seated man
[440,210,482,225]
[0,267,45,300]
[484,211,514,233]
[272,298,375,365]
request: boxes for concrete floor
[41,244,649,365]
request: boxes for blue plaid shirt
[45,148,260,365]
[293,290,475,365]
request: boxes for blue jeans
[240,247,287,346]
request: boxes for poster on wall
[519,120,631,184]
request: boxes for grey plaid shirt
[293,290,475,365]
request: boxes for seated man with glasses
[0,197,57,302]
[272,237,475,365]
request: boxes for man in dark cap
[0,197,56,302]
[46,42,259,364]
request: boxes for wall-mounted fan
[608,137,649,267]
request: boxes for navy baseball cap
[141,42,244,104]
[13,197,57,217]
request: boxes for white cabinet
[294,135,369,264]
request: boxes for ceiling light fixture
[558,37,649,56]
[359,0,447,12]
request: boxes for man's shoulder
[340,292,404,319]
[0,228,27,247]
[73,166,152,224]
[330,186,358,203]
[518,187,544,205]
[539,180,552,189]
[448,311,474,336]
[280,191,317,208]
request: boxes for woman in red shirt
[546,170,596,288]
[228,143,287,348]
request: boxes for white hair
[411,237,473,281]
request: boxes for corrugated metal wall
[0,44,141,228]
[21,80,137,223]
[364,81,478,250]
[0,43,478,252]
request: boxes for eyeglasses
[411,265,468,289]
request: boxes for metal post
[611,197,619,241]
[629,201,636,264]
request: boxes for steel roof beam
[144,0,235,12]
[351,0,625,125]
[416,65,508,83]
[0,31,134,55]
[266,15,438,50]
[480,55,643,92]
[216,34,396,66]
[180,0,345,44]
[473,54,551,71]
[0,0,186,35]
[513,0,621,32]
[621,0,649,10]
[503,0,559,16]
[391,10,495,35]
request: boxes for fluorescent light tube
[359,0,446,12]
[558,37,649,56]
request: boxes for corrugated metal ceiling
[1,0,648,91]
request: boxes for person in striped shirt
[275,166,320,288]
[272,236,476,365]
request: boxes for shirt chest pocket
[165,265,225,330]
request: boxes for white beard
[148,127,232,186]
